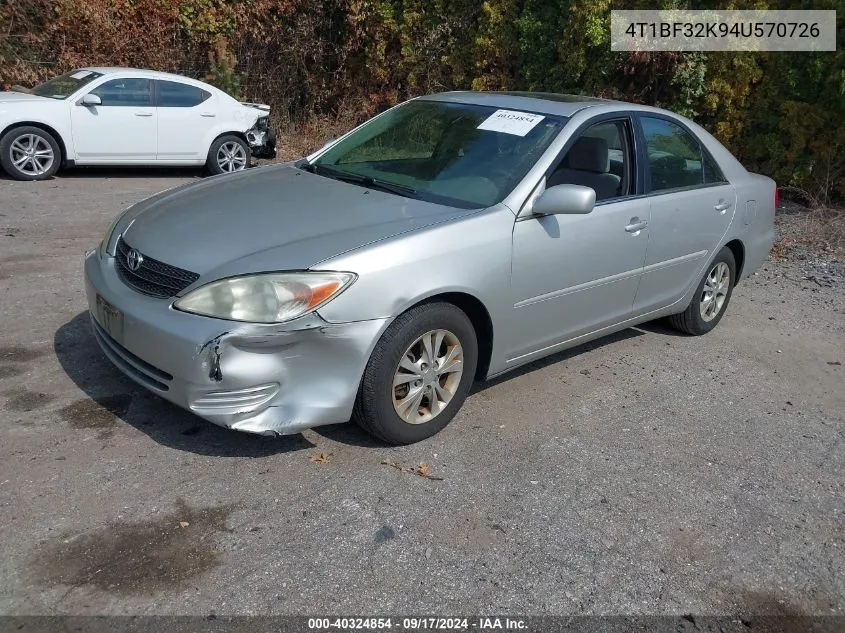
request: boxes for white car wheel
[1,127,61,181]
[207,136,250,175]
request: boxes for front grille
[115,236,199,298]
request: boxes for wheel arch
[400,291,494,380]
[724,238,746,283]
[1,121,68,165]
[205,130,249,157]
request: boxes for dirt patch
[0,253,50,279]
[60,395,133,439]
[0,365,23,379]
[720,588,843,633]
[0,345,48,363]
[32,499,235,595]
[3,388,55,411]
[374,525,396,543]
[1,253,40,263]
[60,395,132,430]
[773,203,845,262]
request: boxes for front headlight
[172,272,356,323]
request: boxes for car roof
[422,90,637,117]
[81,67,212,85]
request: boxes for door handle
[200,113,216,118]
[625,218,648,233]
[714,200,732,213]
[134,112,153,117]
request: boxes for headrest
[566,137,610,174]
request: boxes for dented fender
[85,250,391,436]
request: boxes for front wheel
[353,302,478,445]
[206,135,250,175]
[0,126,62,181]
[668,246,736,335]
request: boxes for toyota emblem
[126,248,144,272]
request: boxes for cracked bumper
[84,251,388,435]
[247,125,276,159]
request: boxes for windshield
[30,70,104,100]
[309,100,564,209]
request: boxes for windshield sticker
[70,71,93,80]
[477,109,545,136]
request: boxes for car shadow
[312,327,649,448]
[55,166,206,179]
[53,311,314,457]
[55,310,670,452]
[0,167,206,182]
[472,327,646,393]
[312,422,391,448]
[633,318,691,338]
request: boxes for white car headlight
[172,272,356,323]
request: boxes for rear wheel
[668,246,736,335]
[206,135,250,175]
[353,302,478,445]
[0,126,61,181]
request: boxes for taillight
[774,186,779,209]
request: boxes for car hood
[120,164,476,282]
[0,91,54,103]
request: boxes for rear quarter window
[157,80,211,107]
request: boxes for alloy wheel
[700,261,730,322]
[392,329,464,425]
[9,133,54,177]
[216,141,247,172]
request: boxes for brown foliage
[1,0,843,202]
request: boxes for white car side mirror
[79,94,102,107]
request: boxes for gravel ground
[0,168,843,618]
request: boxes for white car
[0,67,276,180]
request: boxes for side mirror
[79,94,101,107]
[532,184,596,216]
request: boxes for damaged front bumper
[84,251,389,436]
[246,119,276,160]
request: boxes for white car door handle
[625,219,648,233]
[135,112,153,117]
[714,200,732,212]
[200,113,216,118]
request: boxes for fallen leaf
[179,521,189,528]
[412,462,444,481]
[309,452,332,464]
[381,458,443,480]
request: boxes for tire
[353,302,478,445]
[668,246,736,335]
[206,135,251,175]
[0,126,62,181]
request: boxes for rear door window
[641,116,724,192]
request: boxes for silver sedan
[85,91,776,444]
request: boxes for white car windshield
[309,100,564,209]
[30,70,104,100]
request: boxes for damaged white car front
[241,102,277,159]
